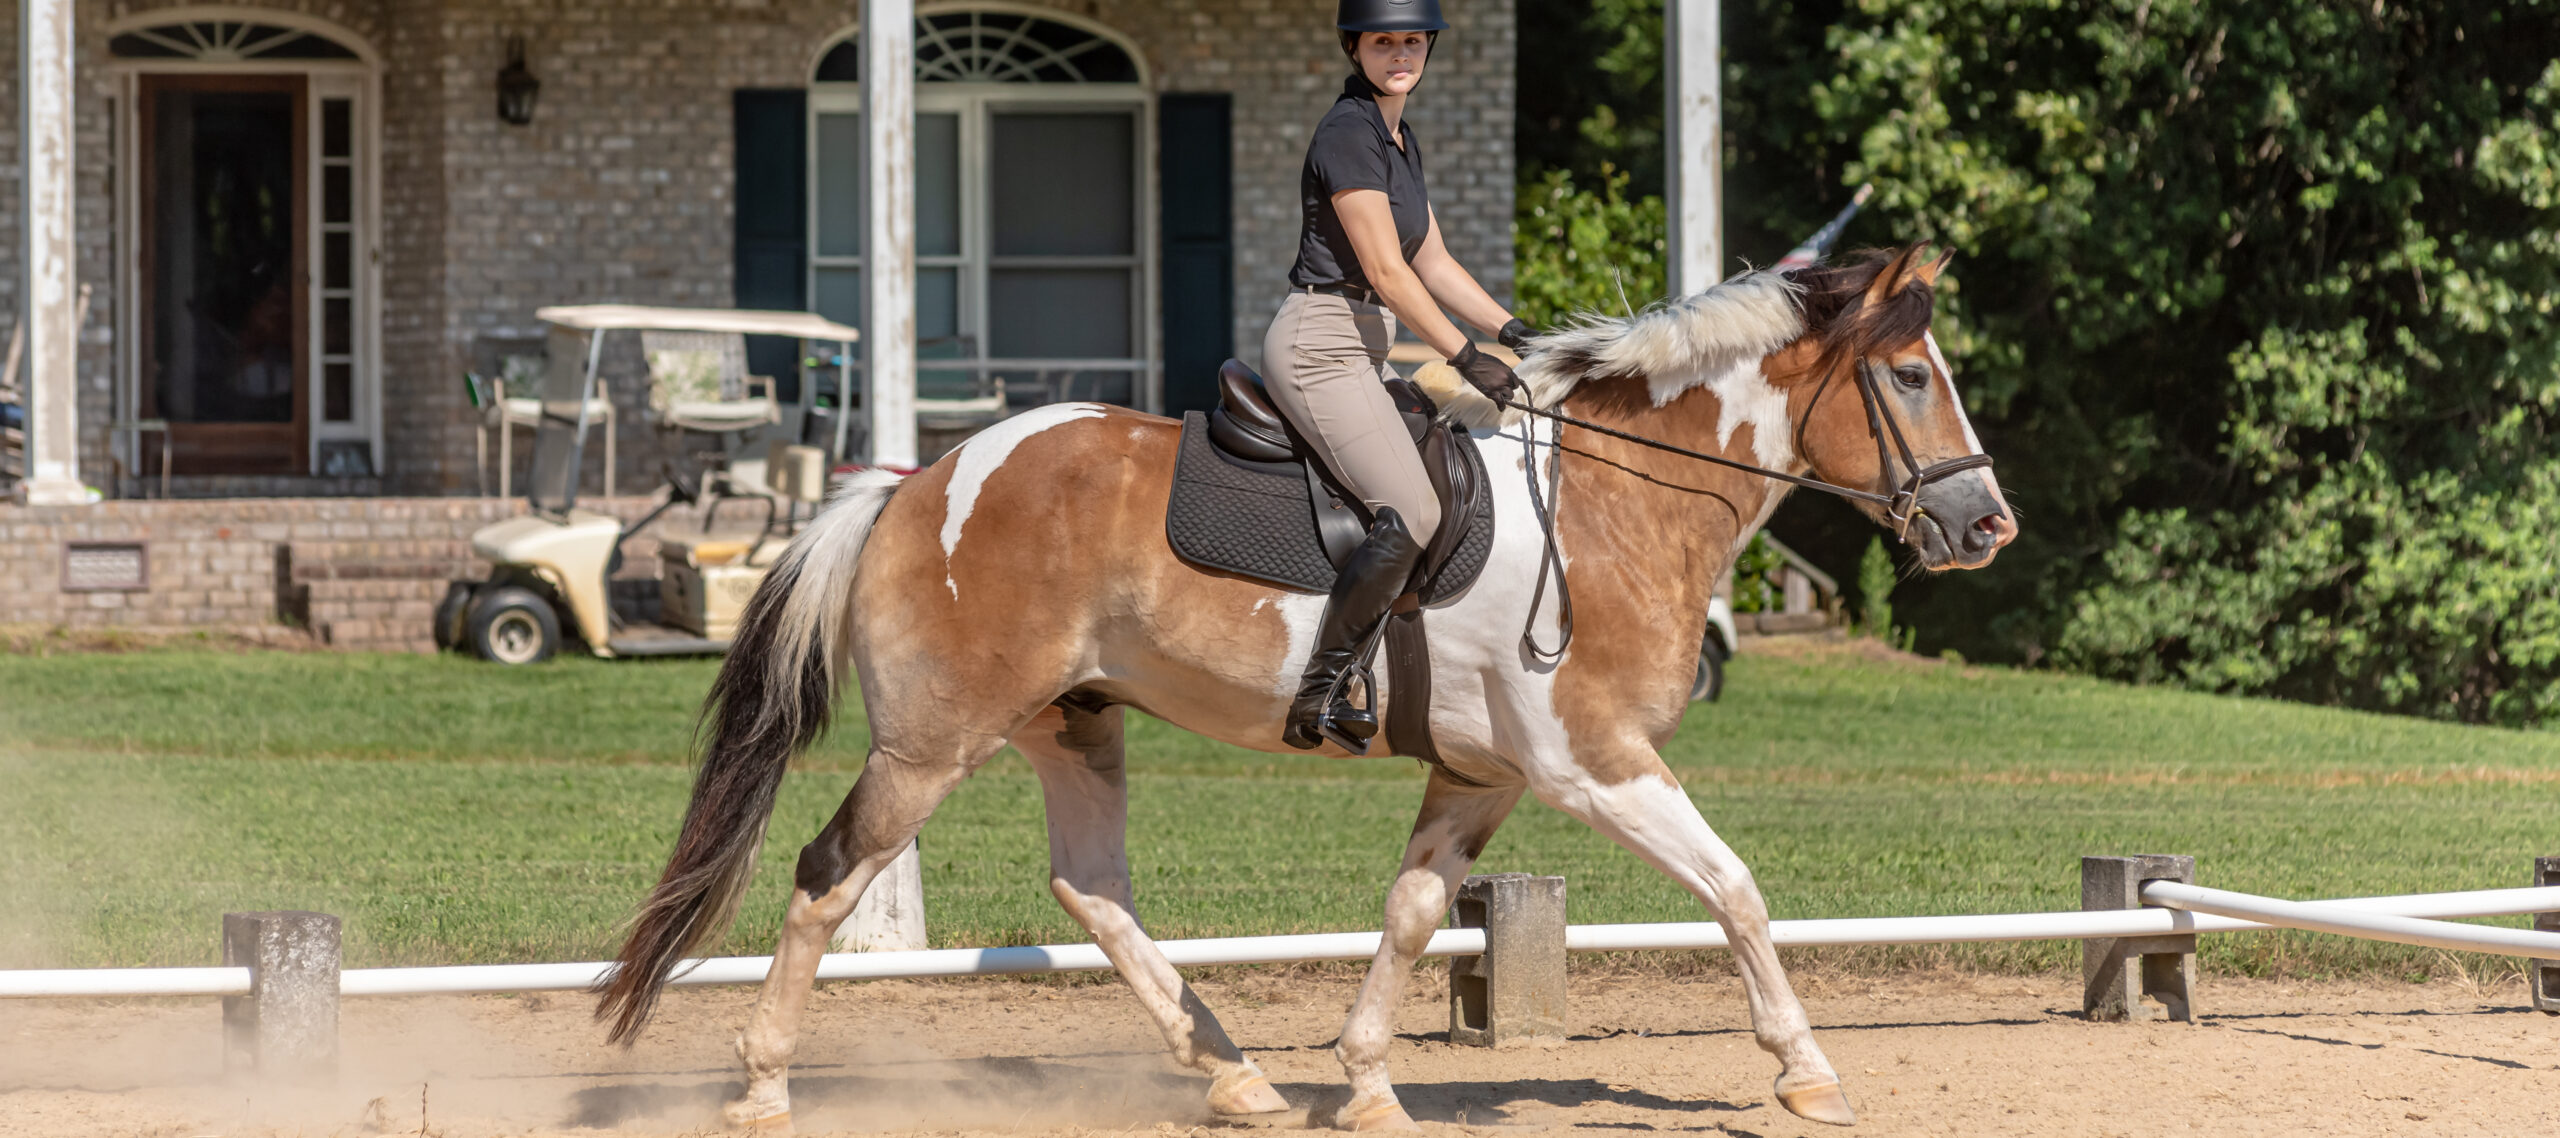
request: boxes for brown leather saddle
[1190,359,1493,601]
[1164,359,1496,769]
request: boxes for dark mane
[1786,246,1938,380]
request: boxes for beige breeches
[1260,291,1442,546]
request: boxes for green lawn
[3,645,2554,980]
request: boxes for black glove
[1497,318,1538,354]
[1451,342,1519,405]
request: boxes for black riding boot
[1283,507,1425,753]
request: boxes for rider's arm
[1411,207,1518,344]
[1333,188,1471,360]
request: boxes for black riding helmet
[1336,0,1445,70]
[1336,0,1447,31]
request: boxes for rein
[1504,354,1995,663]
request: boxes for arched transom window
[813,10,1141,84]
[109,20,361,61]
[808,9,1150,409]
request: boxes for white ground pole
[831,837,930,952]
[1663,0,1721,297]
[2141,881,2560,959]
[17,0,85,504]
[863,0,919,469]
[7,884,2558,1001]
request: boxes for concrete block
[1449,873,1566,1047]
[222,911,340,1080]
[2532,857,2559,1016]
[833,839,929,952]
[2082,855,2196,1022]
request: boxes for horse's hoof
[1346,1101,1421,1131]
[1208,1071,1291,1115]
[1776,1077,1857,1126]
[722,1102,793,1134]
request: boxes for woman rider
[1269,0,1532,752]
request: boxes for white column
[863,0,918,469]
[18,0,84,504]
[1663,0,1722,299]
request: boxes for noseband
[1834,357,1996,543]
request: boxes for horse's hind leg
[725,738,997,1130]
[1013,702,1292,1117]
[1532,749,1855,1126]
[1334,768,1523,1131]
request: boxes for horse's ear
[1859,243,1933,309]
[1912,247,1951,288]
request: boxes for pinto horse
[597,244,2015,1131]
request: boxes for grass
[2,642,2554,981]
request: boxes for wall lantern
[496,36,541,125]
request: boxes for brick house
[0,0,1516,644]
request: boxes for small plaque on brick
[62,542,149,592]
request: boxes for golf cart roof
[533,304,860,342]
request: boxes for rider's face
[1356,32,1429,96]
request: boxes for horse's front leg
[1335,768,1524,1130]
[1530,748,1855,1125]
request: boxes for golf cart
[436,305,860,664]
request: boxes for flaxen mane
[1422,247,1938,429]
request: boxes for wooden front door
[138,74,309,476]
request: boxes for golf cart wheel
[431,582,473,652]
[467,585,560,666]
[1689,638,1729,703]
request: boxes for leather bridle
[1505,349,1995,664]
[1506,351,1995,545]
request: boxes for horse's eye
[1894,365,1929,391]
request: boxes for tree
[1518,0,2560,724]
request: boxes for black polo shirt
[1287,75,1431,293]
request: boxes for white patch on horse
[1923,332,1982,453]
[1267,591,1325,703]
[1674,356,1794,470]
[938,402,1108,598]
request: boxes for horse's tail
[594,468,902,1044]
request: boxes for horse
[595,243,2015,1132]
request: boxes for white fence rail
[6,883,2556,1002]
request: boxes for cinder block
[1449,873,1567,1047]
[2532,857,2559,1016]
[222,911,340,1080]
[2082,855,2197,1022]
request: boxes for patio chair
[466,333,616,499]
[915,335,1010,432]
[642,329,783,520]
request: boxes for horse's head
[1785,245,2017,571]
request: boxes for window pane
[815,112,863,257]
[991,113,1132,256]
[323,165,350,223]
[919,266,960,341]
[324,297,351,355]
[990,269,1130,358]
[918,112,960,257]
[322,99,350,157]
[324,231,351,290]
[815,267,863,332]
[323,362,352,421]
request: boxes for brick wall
[10,0,1513,498]
[0,494,692,641]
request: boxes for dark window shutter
[734,88,808,400]
[1158,93,1233,418]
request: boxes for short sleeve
[1307,117,1391,197]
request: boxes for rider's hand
[1497,318,1538,354]
[1451,343,1519,406]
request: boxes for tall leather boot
[1283,507,1425,753]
